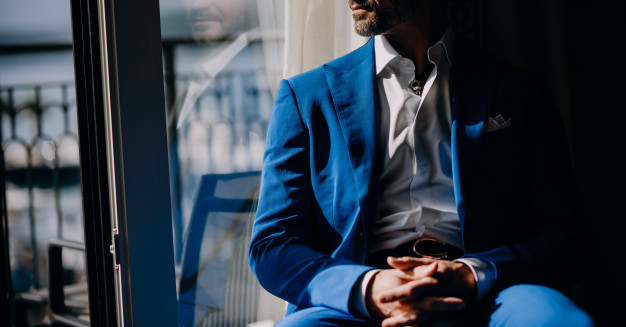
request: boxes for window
[160,0,286,325]
[1,1,88,325]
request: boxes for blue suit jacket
[249,38,587,317]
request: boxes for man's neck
[381,1,449,77]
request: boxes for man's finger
[382,311,428,327]
[388,256,436,270]
[411,262,438,279]
[389,259,439,280]
[379,277,438,303]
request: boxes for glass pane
[160,0,286,325]
[1,1,88,325]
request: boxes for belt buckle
[412,237,449,260]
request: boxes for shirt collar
[374,26,454,76]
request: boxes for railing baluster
[2,82,79,294]
[62,84,70,134]
[9,88,16,140]
[26,144,40,290]
[55,138,63,240]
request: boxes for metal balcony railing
[1,82,83,287]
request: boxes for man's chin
[354,20,381,37]
[191,22,228,43]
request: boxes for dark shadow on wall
[482,0,625,325]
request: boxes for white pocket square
[485,114,511,132]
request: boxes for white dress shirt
[372,29,460,252]
[351,30,496,317]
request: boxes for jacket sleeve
[248,79,372,315]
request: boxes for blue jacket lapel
[450,39,501,223]
[320,37,500,244]
[323,39,380,234]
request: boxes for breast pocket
[478,127,519,192]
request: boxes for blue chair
[178,171,261,327]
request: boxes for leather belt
[366,238,463,269]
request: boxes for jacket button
[349,141,364,158]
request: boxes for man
[171,0,268,236]
[171,1,272,326]
[184,0,251,42]
[249,0,594,326]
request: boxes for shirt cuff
[454,257,497,300]
[349,269,381,318]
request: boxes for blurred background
[1,1,85,325]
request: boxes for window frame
[71,0,179,325]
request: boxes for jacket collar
[374,26,454,76]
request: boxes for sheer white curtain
[283,0,368,78]
[257,0,286,96]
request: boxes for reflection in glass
[161,0,285,325]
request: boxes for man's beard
[352,0,419,37]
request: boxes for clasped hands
[365,257,477,327]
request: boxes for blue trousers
[276,285,594,327]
